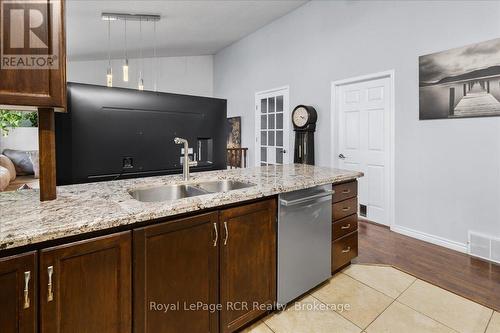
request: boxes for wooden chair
[227,148,248,169]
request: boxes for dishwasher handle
[280,190,334,207]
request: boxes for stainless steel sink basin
[129,180,256,202]
[129,184,208,203]
[197,180,255,193]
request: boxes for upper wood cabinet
[219,199,277,333]
[0,0,66,109]
[39,232,131,333]
[0,252,37,333]
[133,213,219,333]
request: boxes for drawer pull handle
[342,189,351,194]
[213,223,218,247]
[341,224,351,230]
[342,207,350,211]
[223,221,229,246]
[47,266,54,302]
[23,271,30,309]
[342,246,351,253]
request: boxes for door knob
[338,154,346,159]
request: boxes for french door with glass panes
[255,87,290,166]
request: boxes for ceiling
[66,0,307,61]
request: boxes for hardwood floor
[355,220,500,312]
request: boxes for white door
[255,87,290,166]
[337,77,391,226]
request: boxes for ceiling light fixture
[106,19,113,87]
[101,13,160,90]
[122,18,129,82]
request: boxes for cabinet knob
[23,271,31,309]
[47,266,54,302]
[341,223,351,230]
[338,154,346,159]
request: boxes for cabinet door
[134,213,219,333]
[219,199,277,333]
[0,252,37,333]
[0,0,66,108]
[40,232,131,333]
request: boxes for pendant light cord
[153,21,157,91]
[107,19,111,67]
[139,18,143,81]
[124,19,128,60]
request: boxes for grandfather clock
[292,105,317,165]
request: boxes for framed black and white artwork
[419,38,500,120]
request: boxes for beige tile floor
[241,264,498,333]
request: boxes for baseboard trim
[390,224,467,253]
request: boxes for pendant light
[122,18,129,82]
[138,17,144,90]
[106,19,113,87]
[101,12,160,89]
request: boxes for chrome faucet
[174,137,197,181]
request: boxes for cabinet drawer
[333,197,358,221]
[332,231,358,272]
[333,181,357,203]
[332,214,358,240]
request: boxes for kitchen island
[0,164,362,333]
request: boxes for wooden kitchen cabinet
[332,180,359,273]
[0,252,37,333]
[0,198,278,333]
[0,0,66,109]
[133,213,219,333]
[39,232,131,333]
[219,199,277,333]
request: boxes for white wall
[214,1,500,248]
[0,128,39,152]
[68,55,214,97]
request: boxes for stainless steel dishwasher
[277,184,332,306]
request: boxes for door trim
[255,86,291,166]
[330,70,395,227]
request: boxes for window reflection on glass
[268,114,275,129]
[276,113,283,130]
[261,147,267,162]
[276,148,283,164]
[268,97,275,113]
[276,95,283,112]
[261,115,267,129]
[276,131,283,147]
[268,131,275,146]
[261,99,267,113]
[261,131,267,145]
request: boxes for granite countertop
[0,164,362,251]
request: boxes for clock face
[293,107,309,127]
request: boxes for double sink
[129,180,255,203]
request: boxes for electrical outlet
[122,157,133,169]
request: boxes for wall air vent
[468,231,500,264]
